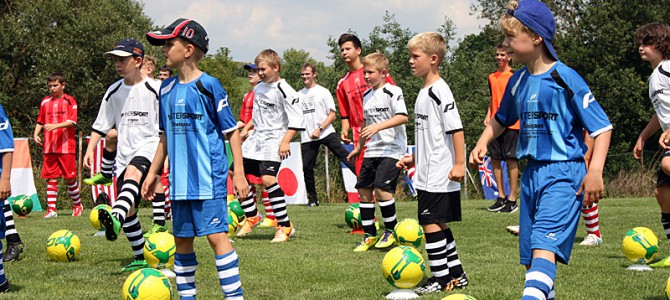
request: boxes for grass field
[1,197,669,299]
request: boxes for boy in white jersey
[347,52,407,252]
[235,49,305,242]
[397,32,468,293]
[83,38,160,272]
[635,22,670,267]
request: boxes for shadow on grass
[6,283,24,293]
[643,296,666,300]
[234,234,275,240]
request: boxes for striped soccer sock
[46,180,58,212]
[522,257,556,300]
[122,214,145,260]
[662,213,670,244]
[101,149,116,178]
[0,242,5,284]
[443,227,464,276]
[359,202,377,236]
[425,231,450,284]
[3,201,20,243]
[378,198,397,230]
[267,183,290,227]
[262,191,276,220]
[239,187,258,218]
[215,250,243,299]
[581,204,601,238]
[65,179,81,207]
[151,193,166,226]
[112,179,140,224]
[174,252,198,300]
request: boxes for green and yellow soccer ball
[122,268,173,300]
[89,204,112,230]
[227,211,239,238]
[46,230,80,262]
[394,218,424,248]
[10,194,33,216]
[442,294,477,300]
[227,200,245,223]
[381,245,425,289]
[345,203,361,229]
[622,227,660,264]
[143,232,176,269]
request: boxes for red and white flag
[86,137,117,204]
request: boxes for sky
[139,0,488,64]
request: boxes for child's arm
[0,152,12,200]
[584,133,594,167]
[33,124,43,146]
[228,129,250,199]
[279,129,298,160]
[43,121,75,131]
[141,134,167,201]
[484,107,492,126]
[578,130,611,207]
[469,119,506,165]
[360,114,409,140]
[346,131,367,162]
[634,114,660,159]
[396,153,415,170]
[240,119,254,139]
[449,131,465,182]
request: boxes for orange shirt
[488,69,519,130]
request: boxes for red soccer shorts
[41,153,77,180]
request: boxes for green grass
[1,198,670,299]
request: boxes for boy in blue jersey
[0,104,14,292]
[143,19,248,300]
[469,1,612,299]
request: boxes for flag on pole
[8,138,43,211]
[278,142,307,205]
[86,137,117,204]
[403,145,417,197]
[478,155,510,200]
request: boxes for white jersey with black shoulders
[243,78,305,162]
[413,78,463,193]
[650,60,670,132]
[362,83,407,160]
[91,77,160,174]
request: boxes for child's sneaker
[498,200,518,213]
[84,173,113,186]
[236,214,263,237]
[488,197,506,211]
[121,259,149,272]
[0,280,9,293]
[414,277,444,294]
[43,210,57,218]
[579,234,602,246]
[259,217,277,228]
[143,223,168,238]
[506,225,520,236]
[72,204,83,217]
[450,273,469,289]
[98,208,121,241]
[353,234,379,252]
[650,254,670,268]
[271,223,295,243]
[374,230,396,249]
[3,241,24,262]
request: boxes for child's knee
[662,156,670,176]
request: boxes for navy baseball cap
[146,18,209,54]
[507,0,558,61]
[244,63,257,71]
[104,38,145,58]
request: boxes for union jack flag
[478,156,497,188]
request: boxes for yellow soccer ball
[89,204,112,230]
[442,294,477,300]
[143,232,176,269]
[46,230,80,262]
[381,246,425,289]
[122,268,173,300]
[394,218,424,248]
[227,210,239,238]
[622,227,660,264]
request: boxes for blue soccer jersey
[0,104,13,174]
[159,73,238,201]
[495,61,612,161]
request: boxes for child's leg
[239,185,259,218]
[208,233,243,299]
[46,179,58,213]
[174,237,198,300]
[262,175,290,227]
[442,226,465,277]
[64,179,81,208]
[122,214,145,261]
[658,185,670,245]
[0,241,6,286]
[3,200,23,262]
[581,204,601,238]
[375,189,397,230]
[522,250,556,300]
[151,180,166,227]
[262,190,275,220]
[423,223,450,284]
[358,188,377,236]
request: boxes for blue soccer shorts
[519,160,585,265]
[172,199,228,238]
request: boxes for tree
[199,47,245,117]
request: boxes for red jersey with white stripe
[37,93,78,154]
[240,89,254,124]
[336,67,394,129]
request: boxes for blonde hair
[499,1,534,36]
[144,55,156,69]
[361,52,389,72]
[255,49,281,70]
[407,32,446,64]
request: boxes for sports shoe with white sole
[488,197,506,211]
[236,214,263,237]
[506,225,520,236]
[43,210,57,218]
[579,234,602,246]
[271,224,295,243]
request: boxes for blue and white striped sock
[215,250,243,299]
[174,252,198,300]
[0,242,5,284]
[521,257,556,300]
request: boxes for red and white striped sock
[65,179,81,207]
[46,181,59,212]
[582,204,601,238]
[161,172,171,215]
[262,191,276,220]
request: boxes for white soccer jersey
[92,78,160,174]
[650,60,670,132]
[243,78,305,162]
[299,84,336,143]
[413,78,463,193]
[362,83,407,160]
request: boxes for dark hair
[338,33,362,49]
[636,22,670,59]
[302,62,317,75]
[496,43,505,50]
[158,65,173,76]
[47,72,65,84]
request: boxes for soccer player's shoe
[579,234,602,246]
[98,208,121,241]
[259,217,277,228]
[121,259,150,272]
[3,241,24,262]
[143,223,168,238]
[42,210,57,218]
[236,214,263,237]
[506,225,520,236]
[72,204,83,217]
[353,234,379,252]
[374,230,396,249]
[498,200,518,213]
[650,255,670,268]
[450,273,469,289]
[271,223,295,243]
[83,173,113,186]
[414,277,444,294]
[0,280,9,293]
[488,197,506,211]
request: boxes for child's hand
[83,150,94,170]
[233,174,249,200]
[44,124,56,131]
[577,171,604,207]
[310,129,321,139]
[360,124,380,140]
[240,128,249,139]
[633,137,644,160]
[279,142,291,160]
[448,164,465,183]
[660,129,670,150]
[469,145,488,165]
[347,148,361,162]
[33,133,42,146]
[141,175,158,201]
[341,131,351,144]
[0,178,10,200]
[396,156,414,170]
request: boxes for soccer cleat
[236,214,264,237]
[43,210,58,218]
[650,254,670,268]
[259,217,277,228]
[488,197,506,211]
[83,173,113,186]
[374,230,396,249]
[72,204,83,217]
[98,208,121,241]
[498,200,518,213]
[449,273,469,289]
[3,241,24,262]
[506,225,520,236]
[271,224,295,243]
[353,234,379,252]
[143,223,168,238]
[0,280,9,293]
[121,259,150,272]
[414,277,444,294]
[579,234,602,246]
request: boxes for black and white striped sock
[267,183,290,227]
[378,198,397,230]
[101,149,116,178]
[239,186,258,218]
[123,214,145,260]
[359,202,377,236]
[112,179,140,224]
[152,193,166,226]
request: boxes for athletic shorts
[657,151,670,187]
[417,190,461,225]
[41,153,77,179]
[231,158,280,182]
[519,160,585,265]
[116,156,152,209]
[489,129,518,160]
[355,157,401,193]
[172,199,228,238]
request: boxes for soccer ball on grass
[622,227,660,264]
[144,232,176,269]
[46,230,80,262]
[381,245,425,289]
[122,268,173,300]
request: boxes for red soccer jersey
[239,89,254,124]
[336,67,395,128]
[37,93,77,154]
